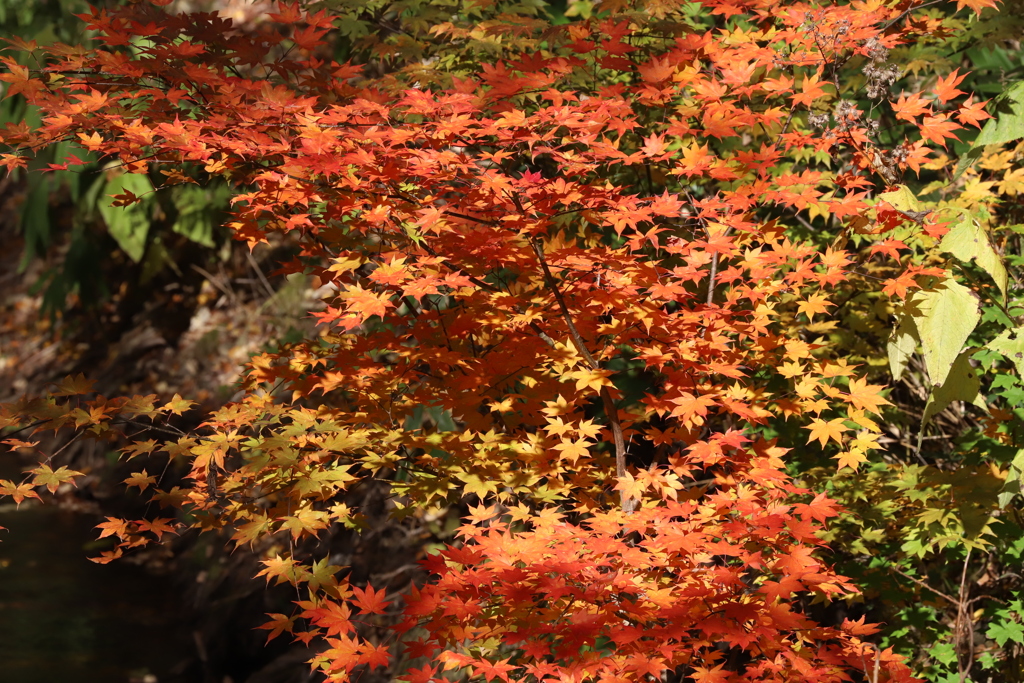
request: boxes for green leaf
[888,313,919,381]
[987,614,1024,647]
[98,172,154,262]
[921,351,985,426]
[955,81,1024,181]
[988,328,1024,376]
[171,184,216,247]
[928,640,958,667]
[941,209,1008,300]
[999,449,1024,509]
[20,172,51,259]
[908,278,981,387]
[877,184,924,215]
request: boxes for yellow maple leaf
[567,368,614,393]
[806,417,849,447]
[779,361,805,379]
[553,438,592,464]
[999,167,1024,196]
[835,449,868,471]
[797,293,833,322]
[845,377,892,415]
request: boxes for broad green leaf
[955,81,1024,181]
[909,278,980,387]
[877,184,924,214]
[999,449,1024,508]
[20,172,51,259]
[988,328,1024,376]
[172,187,215,247]
[171,184,227,247]
[921,351,985,426]
[98,172,154,262]
[940,209,1007,299]
[888,313,919,381]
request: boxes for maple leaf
[626,654,666,678]
[842,616,881,636]
[351,584,389,615]
[806,417,849,447]
[31,464,84,493]
[52,374,96,397]
[614,471,646,503]
[870,238,909,261]
[642,133,670,158]
[567,368,614,393]
[691,664,730,683]
[553,438,592,464]
[359,642,391,669]
[257,555,301,585]
[89,548,124,565]
[0,153,28,173]
[137,518,177,540]
[955,0,998,10]
[161,394,195,415]
[123,470,157,491]
[792,72,828,107]
[121,439,160,460]
[96,517,130,540]
[794,492,841,523]
[341,283,394,324]
[638,56,675,84]
[258,613,297,642]
[399,665,437,683]
[891,92,931,122]
[956,98,992,128]
[0,479,41,505]
[918,114,961,147]
[835,449,868,471]
[934,69,967,103]
[797,293,832,321]
[473,658,518,683]
[844,377,891,414]
[2,438,38,450]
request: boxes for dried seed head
[808,112,830,129]
[864,37,889,63]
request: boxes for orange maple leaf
[934,69,967,103]
[614,471,646,502]
[957,97,992,128]
[351,584,389,615]
[919,114,961,147]
[797,293,833,321]
[792,72,828,107]
[955,0,998,15]
[891,92,931,122]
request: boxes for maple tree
[0,0,1007,680]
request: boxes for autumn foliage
[0,0,1004,680]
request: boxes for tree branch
[529,236,633,513]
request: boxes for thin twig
[706,253,719,305]
[888,565,959,605]
[958,548,973,683]
[246,251,276,300]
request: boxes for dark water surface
[0,502,192,683]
